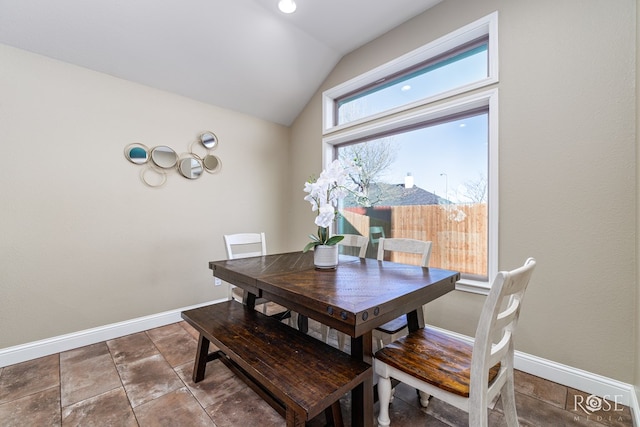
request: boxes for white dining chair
[373,237,432,351]
[320,234,369,350]
[224,233,292,323]
[369,226,385,248]
[340,233,369,258]
[374,258,536,427]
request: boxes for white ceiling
[0,0,441,125]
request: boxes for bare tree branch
[339,138,397,206]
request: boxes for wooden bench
[181,300,372,427]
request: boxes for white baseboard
[1,309,637,425]
[518,353,638,425]
[0,299,225,368]
[514,350,634,406]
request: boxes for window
[323,12,498,134]
[322,13,498,292]
[336,37,489,126]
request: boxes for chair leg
[320,324,329,343]
[469,399,489,427]
[288,311,298,328]
[372,329,384,352]
[321,326,348,351]
[501,378,519,426]
[418,390,431,408]
[377,375,392,427]
[337,331,346,351]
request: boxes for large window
[322,13,498,292]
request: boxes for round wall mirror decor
[178,156,204,179]
[203,154,222,173]
[125,131,221,187]
[150,146,178,169]
[124,143,150,164]
[199,132,218,149]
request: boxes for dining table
[209,251,460,427]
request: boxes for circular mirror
[200,132,218,149]
[124,143,149,165]
[151,146,178,169]
[203,154,222,173]
[178,156,204,179]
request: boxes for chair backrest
[470,258,536,408]
[223,232,267,260]
[369,226,386,245]
[376,237,432,267]
[339,234,369,258]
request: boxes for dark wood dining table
[209,251,460,427]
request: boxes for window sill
[455,278,490,296]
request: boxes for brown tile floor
[0,319,634,427]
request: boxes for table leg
[406,307,425,332]
[297,314,308,333]
[242,291,257,310]
[350,333,374,427]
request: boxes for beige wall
[291,0,636,383]
[0,43,291,349]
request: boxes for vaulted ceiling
[0,0,441,125]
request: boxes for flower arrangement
[303,159,363,252]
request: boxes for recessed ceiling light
[401,85,411,91]
[278,0,296,13]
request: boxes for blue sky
[384,113,488,202]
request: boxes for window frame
[321,13,499,294]
[323,90,498,294]
[322,12,498,135]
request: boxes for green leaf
[308,234,320,242]
[325,235,344,246]
[303,241,320,253]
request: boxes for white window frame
[322,12,498,134]
[323,90,498,294]
[321,13,499,294]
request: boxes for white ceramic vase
[314,245,339,269]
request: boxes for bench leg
[324,401,344,427]
[285,408,305,427]
[193,334,210,383]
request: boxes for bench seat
[181,300,372,427]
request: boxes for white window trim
[322,11,498,134]
[323,89,499,295]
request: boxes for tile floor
[0,319,634,427]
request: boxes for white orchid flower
[315,204,335,228]
[303,159,365,252]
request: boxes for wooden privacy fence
[340,204,487,277]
